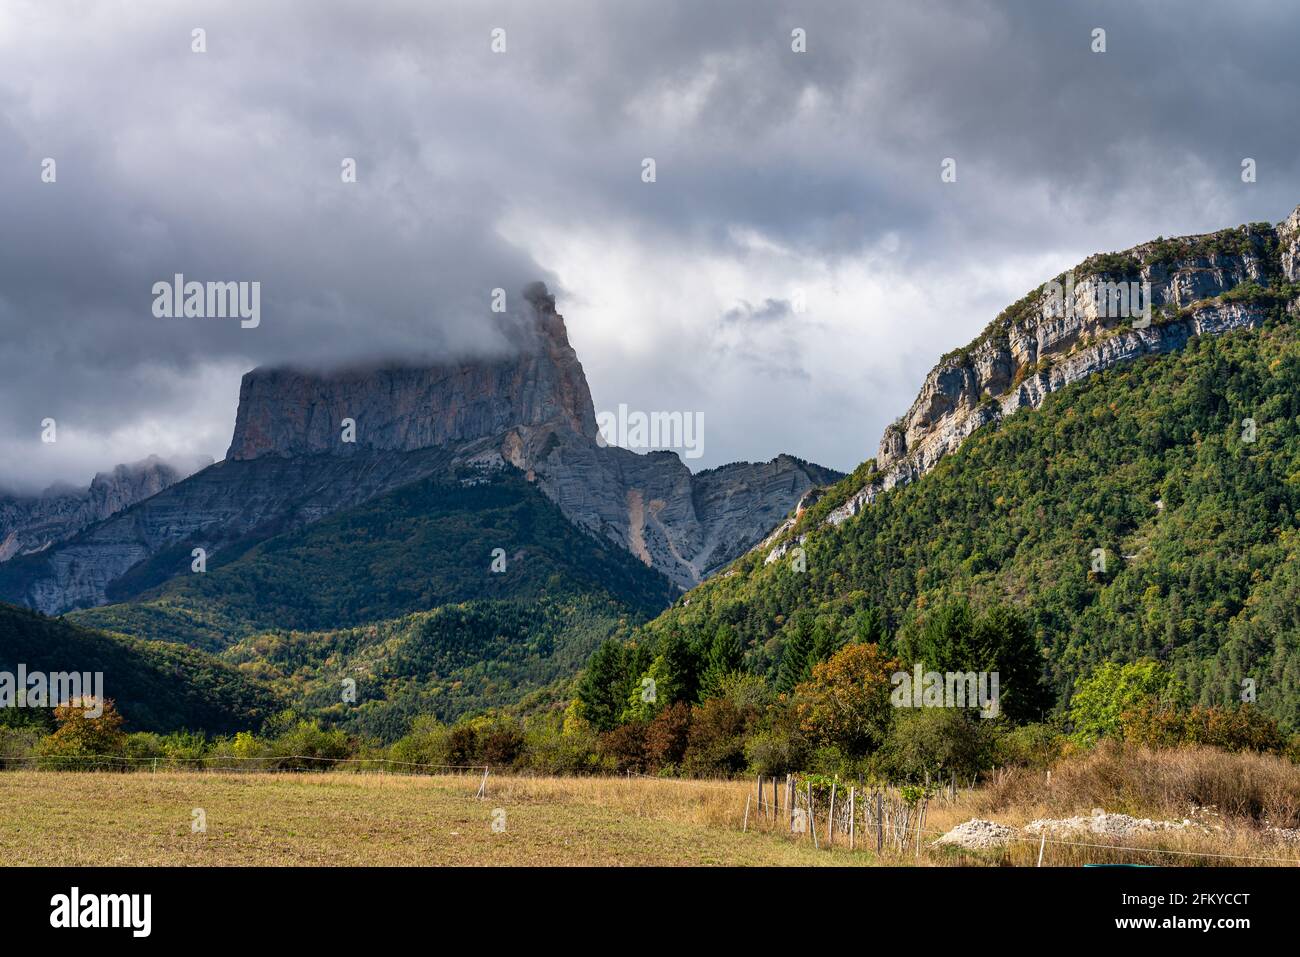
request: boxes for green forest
[60,470,676,734]
[8,235,1300,784]
[0,602,278,735]
[625,313,1300,734]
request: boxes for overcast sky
[2,0,1298,490]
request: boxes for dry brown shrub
[974,740,1300,827]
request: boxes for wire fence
[636,771,1300,867]
[5,757,1296,864]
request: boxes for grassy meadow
[2,744,1299,866]
[0,770,854,866]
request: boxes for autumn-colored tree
[1117,698,1186,748]
[644,701,692,769]
[681,698,749,776]
[1121,700,1284,754]
[792,643,901,756]
[598,721,648,774]
[1185,704,1285,753]
[36,698,127,766]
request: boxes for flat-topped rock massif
[223,281,839,590]
[1,283,840,614]
[226,283,600,461]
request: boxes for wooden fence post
[827,778,837,846]
[849,786,856,851]
[743,795,751,833]
[915,798,925,861]
[876,791,884,854]
[807,780,818,849]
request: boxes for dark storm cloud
[0,0,1297,487]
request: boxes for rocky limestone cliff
[488,427,841,588]
[3,283,841,612]
[0,455,207,563]
[2,448,455,613]
[764,206,1300,562]
[226,282,598,461]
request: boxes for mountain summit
[0,285,840,612]
[227,283,600,461]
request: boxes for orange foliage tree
[792,643,902,756]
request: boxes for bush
[0,726,41,769]
[125,732,166,763]
[644,701,691,771]
[161,730,210,765]
[1183,704,1286,754]
[267,720,354,770]
[598,722,648,774]
[1124,701,1287,754]
[992,722,1065,770]
[388,716,452,769]
[882,708,999,783]
[476,720,526,768]
[743,726,804,777]
[35,698,127,769]
[803,744,868,780]
[682,699,749,777]
[446,724,479,767]
[521,714,599,775]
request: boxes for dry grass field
[0,770,862,866]
[3,744,1298,866]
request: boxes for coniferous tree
[699,624,743,700]
[777,612,815,693]
[576,640,634,732]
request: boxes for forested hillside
[634,316,1300,731]
[66,470,678,731]
[0,602,279,734]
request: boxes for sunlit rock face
[822,209,1299,530]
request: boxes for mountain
[67,468,680,733]
[226,282,598,461]
[0,601,280,734]
[0,283,838,615]
[636,205,1300,730]
[0,454,207,563]
[828,209,1300,527]
[71,468,677,650]
[221,282,841,589]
